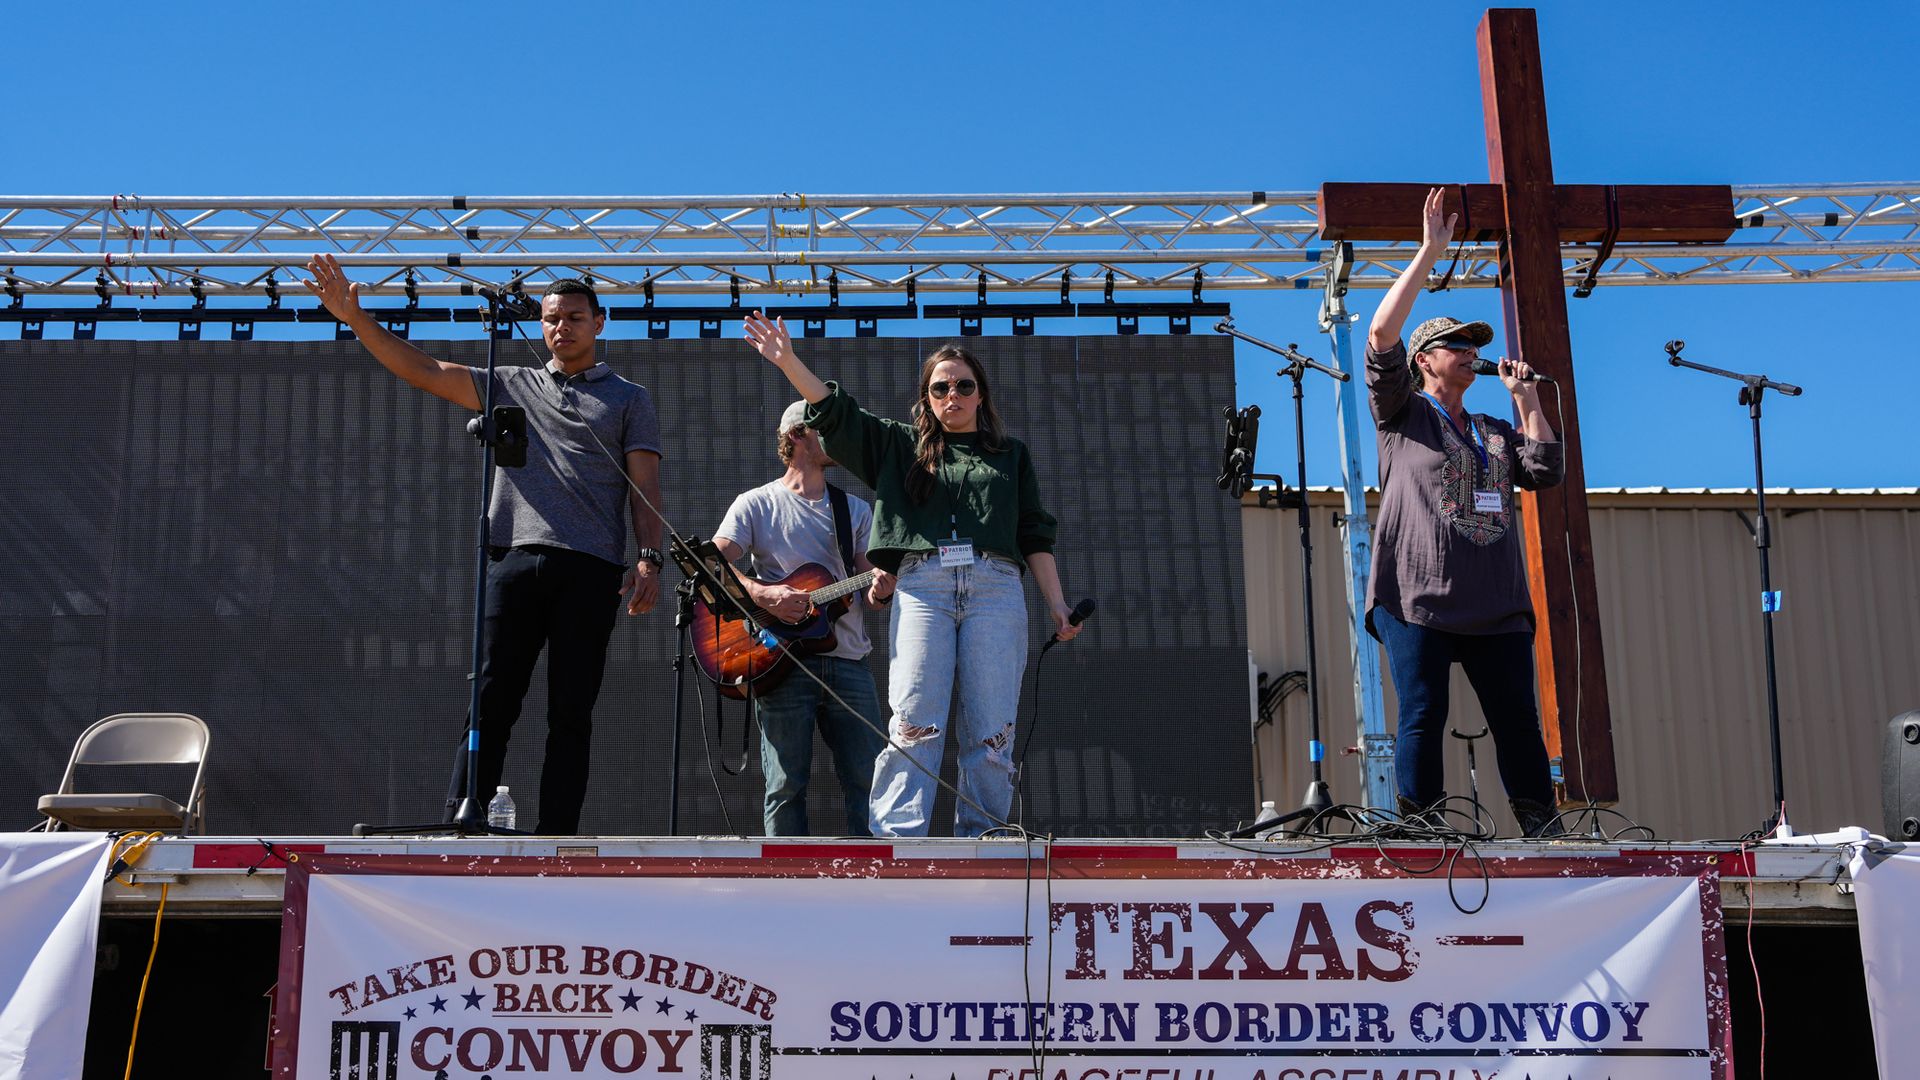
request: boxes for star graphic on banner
[403,1007,417,1020]
[655,996,674,1015]
[462,987,484,1010]
[428,995,447,1013]
[685,1008,699,1022]
[620,990,642,1011]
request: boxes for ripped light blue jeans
[869,552,1029,837]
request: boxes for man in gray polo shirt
[304,254,664,834]
[713,401,894,835]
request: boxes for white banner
[274,851,1729,1080]
[1847,839,1919,1080]
[0,833,112,1080]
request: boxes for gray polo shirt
[1364,339,1564,637]
[471,360,662,567]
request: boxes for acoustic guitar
[689,563,878,700]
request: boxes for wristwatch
[637,547,664,569]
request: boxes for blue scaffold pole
[1320,243,1394,809]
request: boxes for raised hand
[744,308,831,403]
[743,310,797,368]
[1420,186,1459,252]
[302,253,366,325]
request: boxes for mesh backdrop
[0,334,1248,837]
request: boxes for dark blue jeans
[753,654,885,837]
[447,544,623,834]
[1372,607,1555,809]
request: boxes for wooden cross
[1315,8,1737,805]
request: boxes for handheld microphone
[1042,598,1096,654]
[1471,357,1554,383]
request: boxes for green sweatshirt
[806,383,1057,574]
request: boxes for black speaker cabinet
[1885,710,1920,840]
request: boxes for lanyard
[944,444,975,540]
[1420,392,1489,478]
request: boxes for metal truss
[1,184,1916,302]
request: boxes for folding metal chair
[37,712,211,835]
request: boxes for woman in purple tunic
[1363,187,1566,838]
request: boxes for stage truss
[1,184,1917,303]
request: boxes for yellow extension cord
[106,832,169,1080]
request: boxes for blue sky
[10,1,1915,487]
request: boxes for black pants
[447,544,623,834]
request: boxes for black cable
[1020,833,1056,1077]
[1011,637,1058,826]
[686,646,739,836]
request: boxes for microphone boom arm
[1665,343,1803,396]
[1214,319,1350,382]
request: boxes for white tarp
[1847,837,1918,1080]
[0,833,112,1080]
[274,852,1729,1080]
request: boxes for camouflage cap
[1408,316,1495,356]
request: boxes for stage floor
[98,834,1860,925]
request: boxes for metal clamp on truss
[1078,269,1231,335]
[922,270,1077,336]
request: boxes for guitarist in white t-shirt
[711,400,896,837]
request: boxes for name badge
[1473,490,1503,514]
[938,541,976,568]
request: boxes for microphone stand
[668,579,693,835]
[661,533,770,834]
[1215,318,1351,835]
[1665,341,1804,839]
[356,282,534,837]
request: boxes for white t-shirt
[714,480,876,660]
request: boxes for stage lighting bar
[0,185,1915,302]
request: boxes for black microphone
[1471,357,1554,384]
[477,283,541,321]
[1042,598,1096,654]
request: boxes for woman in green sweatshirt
[744,311,1080,836]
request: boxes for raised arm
[1367,187,1456,354]
[743,311,828,403]
[303,254,480,410]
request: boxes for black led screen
[0,335,1248,837]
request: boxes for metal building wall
[1244,488,1920,839]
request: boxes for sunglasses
[1425,339,1480,355]
[928,379,978,399]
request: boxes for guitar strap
[826,483,857,579]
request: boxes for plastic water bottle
[1254,800,1280,825]
[487,786,517,830]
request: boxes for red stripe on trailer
[192,843,327,869]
